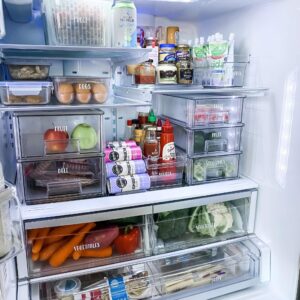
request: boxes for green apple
[71,123,98,150]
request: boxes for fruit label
[54,125,68,132]
[162,142,176,161]
[79,83,92,90]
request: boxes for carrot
[39,240,66,262]
[32,228,50,254]
[44,223,86,245]
[72,249,83,261]
[80,247,113,258]
[28,229,40,243]
[32,253,39,262]
[49,223,96,268]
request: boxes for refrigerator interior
[0,0,298,299]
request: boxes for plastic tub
[173,124,244,156]
[53,78,109,105]
[43,0,113,46]
[0,81,52,105]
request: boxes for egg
[76,93,92,104]
[92,83,108,104]
[74,82,92,94]
[57,83,74,104]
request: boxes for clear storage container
[156,94,244,128]
[6,61,50,80]
[173,124,243,156]
[0,82,52,105]
[26,216,149,278]
[145,155,186,189]
[17,155,105,205]
[186,154,241,185]
[151,191,253,254]
[53,77,109,105]
[13,110,104,160]
[43,0,113,47]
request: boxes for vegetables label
[108,277,128,300]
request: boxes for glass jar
[177,60,193,84]
[157,62,177,85]
[135,60,156,84]
[159,44,176,63]
[176,44,191,61]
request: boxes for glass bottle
[144,127,159,162]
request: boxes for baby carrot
[39,240,66,262]
[72,249,83,261]
[32,228,50,254]
[32,253,39,262]
[80,247,113,258]
[49,223,96,268]
[28,229,40,243]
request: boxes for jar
[167,26,180,44]
[159,44,176,63]
[54,278,81,300]
[176,44,191,61]
[177,60,193,84]
[135,60,156,84]
[157,62,177,85]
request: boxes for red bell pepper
[114,226,140,255]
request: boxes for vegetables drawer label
[108,277,128,300]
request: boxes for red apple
[44,129,69,153]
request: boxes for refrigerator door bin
[26,215,150,279]
[173,124,244,156]
[186,153,241,185]
[53,77,110,105]
[0,81,52,106]
[12,110,104,160]
[155,94,244,129]
[151,190,255,255]
[17,155,105,205]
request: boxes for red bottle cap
[162,119,173,133]
[127,120,133,126]
[157,119,162,128]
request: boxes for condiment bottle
[138,112,148,125]
[134,126,144,146]
[167,26,180,45]
[144,127,159,161]
[156,119,162,140]
[125,119,133,140]
[148,109,157,125]
[160,119,176,162]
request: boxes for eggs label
[79,83,92,90]
[55,125,68,132]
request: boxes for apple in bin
[71,123,98,150]
[44,129,69,153]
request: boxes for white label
[74,242,101,252]
[109,147,133,162]
[211,132,222,138]
[162,142,176,161]
[57,167,68,174]
[54,125,68,132]
[116,175,141,192]
[112,161,136,176]
[78,83,92,90]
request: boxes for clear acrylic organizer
[156,94,245,129]
[173,123,244,156]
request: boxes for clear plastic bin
[17,155,106,205]
[157,94,244,128]
[26,216,149,278]
[6,61,50,80]
[0,81,52,105]
[186,154,241,185]
[173,124,243,156]
[43,0,113,47]
[151,194,252,254]
[13,110,104,160]
[145,155,186,189]
[53,77,109,105]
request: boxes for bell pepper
[114,226,140,255]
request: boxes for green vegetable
[157,209,189,240]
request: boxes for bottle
[148,109,157,125]
[144,127,159,161]
[124,120,133,140]
[156,119,162,140]
[160,119,176,162]
[112,0,137,48]
[138,111,148,125]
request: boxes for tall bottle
[160,119,176,162]
[112,0,137,48]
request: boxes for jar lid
[158,61,176,65]
[54,278,81,297]
[177,44,190,48]
[159,44,176,48]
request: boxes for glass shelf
[0,44,151,62]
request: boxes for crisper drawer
[31,237,269,300]
[13,110,104,160]
[186,153,241,185]
[156,94,244,128]
[173,124,243,156]
[151,190,256,255]
[17,155,105,205]
[26,214,151,279]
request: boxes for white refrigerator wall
[198,0,300,299]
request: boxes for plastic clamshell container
[151,190,254,255]
[186,153,241,185]
[17,155,106,205]
[145,155,186,189]
[0,187,24,264]
[6,61,50,80]
[43,0,113,47]
[26,216,149,278]
[13,110,104,160]
[157,94,245,128]
[0,81,52,106]
[173,123,244,156]
[53,77,110,105]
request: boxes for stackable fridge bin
[17,154,106,205]
[150,189,257,255]
[12,109,104,160]
[155,94,245,129]
[185,153,241,185]
[173,123,244,156]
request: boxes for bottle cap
[162,119,174,134]
[156,119,162,129]
[148,110,157,123]
[127,120,133,126]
